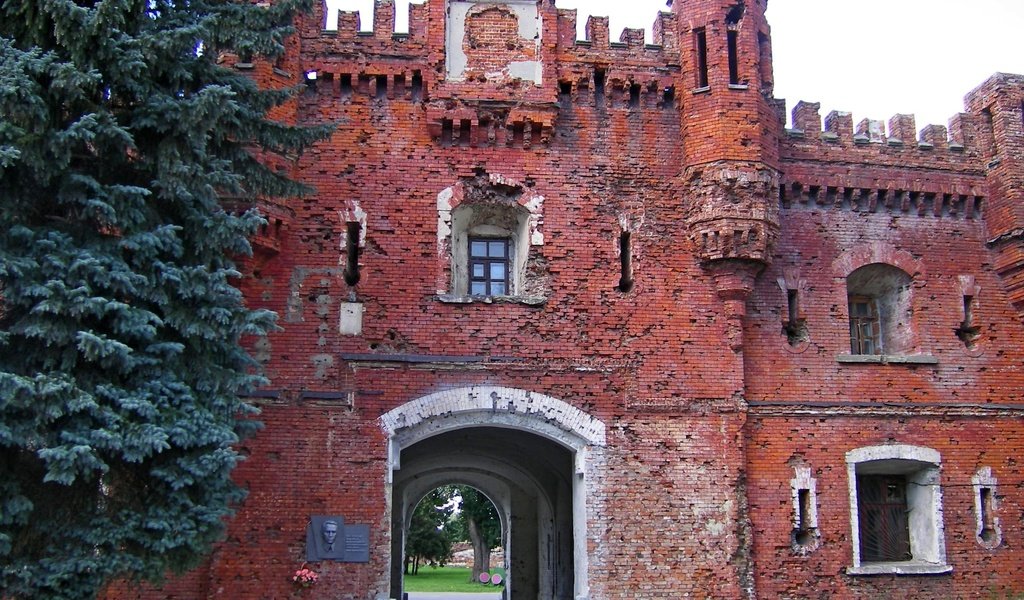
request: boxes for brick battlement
[781,100,986,170]
[297,1,685,151]
[312,2,678,67]
[555,9,679,56]
[318,0,428,43]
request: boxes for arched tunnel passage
[391,427,576,600]
[380,386,606,600]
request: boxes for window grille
[856,474,912,562]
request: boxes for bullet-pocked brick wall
[460,5,538,79]
[103,1,1024,599]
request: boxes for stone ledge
[438,294,546,306]
[836,354,938,365]
[847,562,952,576]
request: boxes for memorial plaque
[343,524,370,563]
[306,515,370,562]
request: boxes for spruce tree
[0,1,329,597]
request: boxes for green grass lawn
[403,566,506,592]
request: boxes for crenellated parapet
[551,9,682,116]
[311,0,429,45]
[772,73,1024,324]
[554,10,680,61]
[299,1,431,100]
[781,100,986,170]
[306,2,682,87]
[297,0,686,152]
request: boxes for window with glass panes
[469,238,510,296]
[849,295,881,355]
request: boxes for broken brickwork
[104,1,1024,599]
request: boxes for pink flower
[292,566,319,587]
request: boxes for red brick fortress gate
[381,386,605,600]
[102,0,1024,598]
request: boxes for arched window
[846,264,913,355]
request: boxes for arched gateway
[381,386,606,600]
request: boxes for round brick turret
[673,0,781,348]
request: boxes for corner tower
[967,74,1024,320]
[673,0,781,350]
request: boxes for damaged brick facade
[105,1,1024,599]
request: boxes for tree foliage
[403,486,501,581]
[449,486,501,548]
[451,486,501,582]
[405,487,455,575]
[0,0,330,597]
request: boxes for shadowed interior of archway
[391,427,576,600]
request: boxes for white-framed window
[790,466,820,553]
[973,467,1002,549]
[846,444,951,575]
[436,174,546,303]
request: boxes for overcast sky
[332,0,1024,130]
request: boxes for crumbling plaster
[446,0,542,83]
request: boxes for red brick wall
[461,5,537,80]
[745,192,1024,596]
[746,417,1024,599]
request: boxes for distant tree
[405,487,456,575]
[0,0,330,597]
[450,486,501,583]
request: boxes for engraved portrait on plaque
[306,516,346,561]
[306,515,371,563]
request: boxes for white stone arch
[381,385,606,600]
[381,385,606,473]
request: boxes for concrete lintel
[847,562,953,576]
[836,354,938,365]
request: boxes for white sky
[331,0,1024,129]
